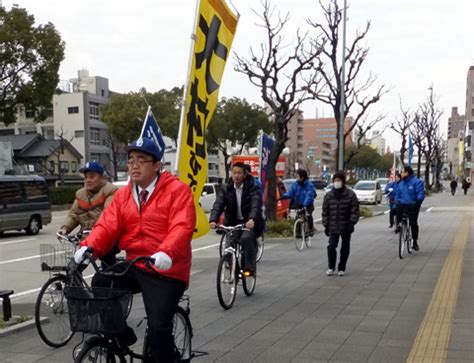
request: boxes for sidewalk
[0,190,472,362]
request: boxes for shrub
[49,186,78,205]
[360,206,373,218]
[266,218,295,237]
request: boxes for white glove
[151,252,172,270]
[74,246,90,265]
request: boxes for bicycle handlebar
[217,224,249,232]
[83,250,155,277]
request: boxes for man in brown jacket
[58,161,118,265]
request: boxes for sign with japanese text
[232,155,286,178]
[177,0,238,238]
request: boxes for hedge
[49,186,78,205]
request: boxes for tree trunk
[265,140,283,221]
[416,154,422,178]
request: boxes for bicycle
[34,231,87,348]
[293,208,312,252]
[216,225,256,310]
[67,253,194,362]
[398,210,412,259]
[219,228,264,263]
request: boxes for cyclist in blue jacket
[281,169,316,235]
[385,172,401,229]
[395,166,425,250]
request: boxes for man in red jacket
[75,137,196,363]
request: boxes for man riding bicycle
[209,162,263,276]
[74,137,196,363]
[385,172,401,230]
[58,161,118,266]
[395,166,425,251]
[281,169,316,236]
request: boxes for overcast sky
[4,0,474,149]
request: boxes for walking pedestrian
[462,178,471,195]
[450,178,458,196]
[322,171,359,276]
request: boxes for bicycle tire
[398,222,405,259]
[294,219,305,252]
[74,341,118,363]
[216,253,237,310]
[256,235,264,263]
[304,221,311,248]
[173,306,193,361]
[35,274,74,348]
[242,265,257,296]
[406,223,412,254]
[219,232,230,258]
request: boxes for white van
[199,183,220,212]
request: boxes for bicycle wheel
[304,221,311,248]
[173,306,193,362]
[398,222,405,259]
[294,219,305,252]
[242,264,257,296]
[256,235,264,263]
[406,223,412,254]
[74,341,117,363]
[35,274,74,348]
[216,253,237,310]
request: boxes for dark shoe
[117,326,137,346]
[308,229,314,237]
[388,224,393,228]
[394,226,400,234]
[412,241,419,251]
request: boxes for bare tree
[104,133,124,181]
[235,0,323,220]
[410,112,424,177]
[285,151,298,178]
[308,0,388,168]
[50,127,73,186]
[391,100,414,168]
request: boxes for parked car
[199,183,221,212]
[283,178,295,193]
[324,183,334,193]
[352,180,383,204]
[0,175,52,235]
[375,177,389,191]
[310,178,328,190]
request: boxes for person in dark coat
[322,171,359,276]
[461,178,471,195]
[209,162,263,274]
[450,179,458,196]
[385,172,401,228]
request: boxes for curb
[0,316,46,337]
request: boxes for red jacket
[81,171,196,285]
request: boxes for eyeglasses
[127,158,155,167]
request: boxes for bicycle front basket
[65,286,131,334]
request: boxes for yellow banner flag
[177,0,238,238]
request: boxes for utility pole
[337,0,347,171]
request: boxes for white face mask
[334,181,343,189]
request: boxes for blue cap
[128,137,163,161]
[79,161,104,174]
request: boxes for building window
[90,153,101,162]
[75,130,84,138]
[89,102,100,120]
[71,161,77,172]
[90,128,100,145]
[101,90,105,97]
[25,108,35,118]
[68,106,79,114]
[49,160,55,173]
[43,129,54,140]
[60,161,69,172]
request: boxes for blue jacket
[395,175,425,205]
[385,181,399,209]
[282,179,316,207]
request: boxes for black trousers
[451,187,456,196]
[327,233,351,272]
[389,205,398,226]
[232,222,256,271]
[296,204,314,231]
[92,265,186,363]
[397,204,420,242]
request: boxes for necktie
[140,190,149,208]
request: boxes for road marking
[407,214,470,363]
[384,210,390,214]
[0,238,36,246]
[426,207,433,212]
[192,243,219,252]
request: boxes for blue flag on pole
[139,106,166,160]
[408,132,413,167]
[259,132,274,196]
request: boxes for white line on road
[384,210,390,214]
[0,238,36,246]
[191,243,219,252]
[426,207,433,212]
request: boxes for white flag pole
[174,0,200,176]
[139,105,152,139]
